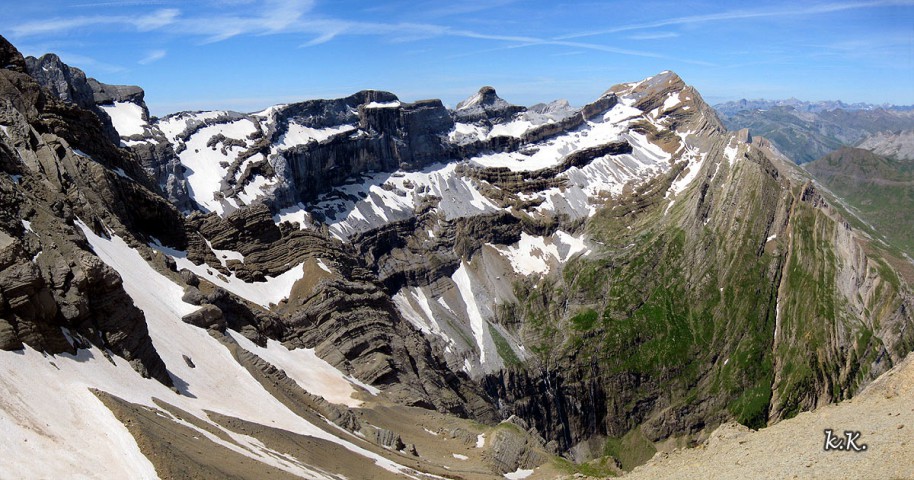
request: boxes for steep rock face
[24,52,192,211]
[274,96,455,205]
[24,54,97,111]
[177,204,498,419]
[468,73,914,457]
[0,38,186,385]
[87,78,146,106]
[24,53,131,144]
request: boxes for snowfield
[312,162,501,239]
[0,221,424,478]
[100,102,146,137]
[493,231,589,276]
[274,123,355,152]
[149,239,305,309]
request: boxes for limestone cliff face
[476,81,914,456]
[273,95,456,204]
[0,37,181,384]
[25,53,193,212]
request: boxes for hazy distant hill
[714,99,914,164]
[805,146,914,258]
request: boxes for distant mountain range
[714,99,914,164]
[804,131,914,261]
[715,98,914,116]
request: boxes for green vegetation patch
[488,324,522,367]
[603,428,658,471]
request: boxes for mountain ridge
[3,35,913,478]
[714,99,914,164]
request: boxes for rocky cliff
[1,36,182,384]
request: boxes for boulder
[181,304,225,331]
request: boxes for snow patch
[452,262,489,366]
[177,118,258,215]
[273,203,313,229]
[471,107,630,172]
[393,287,455,348]
[235,172,275,206]
[724,139,740,166]
[72,220,413,477]
[452,454,469,461]
[150,240,304,309]
[667,147,707,197]
[0,346,160,479]
[489,119,535,138]
[226,331,372,406]
[276,123,355,151]
[449,122,488,142]
[494,231,589,276]
[315,162,500,239]
[99,102,146,137]
[662,91,682,112]
[205,239,245,267]
[364,101,400,109]
[505,468,535,479]
[316,258,333,273]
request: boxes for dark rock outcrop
[0,35,183,386]
[275,97,455,203]
[181,304,225,331]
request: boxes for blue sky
[2,0,912,116]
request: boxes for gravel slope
[625,355,914,479]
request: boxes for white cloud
[11,8,179,37]
[8,0,671,63]
[138,49,166,64]
[557,1,914,39]
[627,32,680,41]
[134,8,179,30]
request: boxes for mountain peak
[456,85,509,111]
[608,70,685,99]
[0,34,27,73]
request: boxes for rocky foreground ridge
[623,354,914,479]
[1,33,913,478]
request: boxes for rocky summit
[1,33,912,479]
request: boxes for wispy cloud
[69,1,171,7]
[172,0,317,42]
[7,0,715,66]
[416,0,518,18]
[557,0,914,39]
[11,8,179,37]
[627,32,679,41]
[442,30,715,66]
[138,49,166,64]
